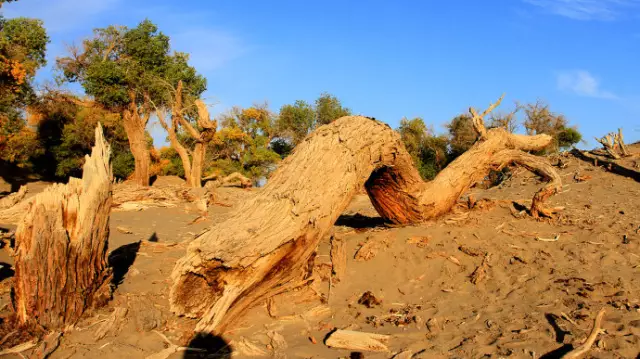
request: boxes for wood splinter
[324,329,390,352]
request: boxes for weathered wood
[571,149,640,183]
[12,124,113,329]
[203,172,252,189]
[330,235,347,282]
[170,96,560,334]
[562,308,605,359]
[155,81,217,188]
[324,329,390,352]
[0,185,27,210]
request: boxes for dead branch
[203,172,252,189]
[571,149,640,182]
[561,308,605,359]
[324,330,390,352]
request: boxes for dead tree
[595,128,631,159]
[170,95,561,334]
[12,124,113,329]
[155,80,217,188]
[0,185,27,210]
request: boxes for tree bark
[123,92,151,187]
[157,111,194,186]
[572,149,640,182]
[170,101,559,334]
[12,124,113,329]
[0,185,27,210]
[155,81,216,188]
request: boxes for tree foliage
[315,92,351,126]
[207,104,281,181]
[0,16,49,170]
[25,92,135,179]
[520,100,582,151]
[277,100,315,145]
[447,114,477,158]
[57,19,206,185]
[398,117,450,180]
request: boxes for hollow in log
[12,124,113,329]
[170,96,560,334]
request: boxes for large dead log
[0,185,27,210]
[12,124,113,329]
[571,149,640,182]
[170,97,559,334]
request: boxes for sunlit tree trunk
[170,96,562,334]
[13,125,113,329]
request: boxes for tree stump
[12,124,113,329]
[170,97,561,334]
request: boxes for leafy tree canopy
[57,19,206,111]
[277,99,314,144]
[315,92,351,126]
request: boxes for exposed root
[490,150,562,219]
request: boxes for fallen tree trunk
[0,185,27,210]
[571,149,640,183]
[170,96,559,334]
[202,172,252,188]
[12,124,113,329]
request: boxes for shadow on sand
[334,213,386,229]
[108,240,141,286]
[183,332,232,359]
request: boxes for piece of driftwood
[170,96,562,334]
[324,329,390,352]
[12,124,113,329]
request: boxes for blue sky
[3,0,640,147]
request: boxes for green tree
[26,92,135,180]
[208,104,281,181]
[277,100,315,144]
[520,100,581,151]
[397,117,450,180]
[58,19,204,186]
[447,114,477,158]
[0,16,49,169]
[315,92,351,126]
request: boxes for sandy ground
[0,152,639,359]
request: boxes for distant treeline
[0,12,582,186]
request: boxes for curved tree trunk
[170,102,560,334]
[123,92,151,187]
[155,81,216,189]
[12,124,113,329]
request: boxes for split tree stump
[12,125,113,329]
[170,97,561,334]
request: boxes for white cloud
[556,70,618,99]
[2,0,120,33]
[170,29,250,72]
[523,0,640,20]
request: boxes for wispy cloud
[556,70,618,99]
[2,0,121,33]
[523,0,640,20]
[170,29,250,72]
